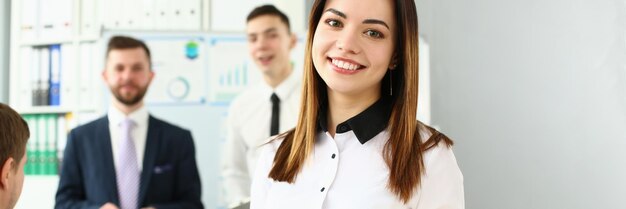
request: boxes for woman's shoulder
[256,132,291,162]
[416,120,454,150]
[258,135,285,154]
[411,121,464,208]
[415,121,460,178]
[253,136,285,183]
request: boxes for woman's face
[312,0,397,97]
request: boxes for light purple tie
[116,118,140,209]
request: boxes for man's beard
[110,83,148,106]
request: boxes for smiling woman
[249,0,465,209]
[312,0,396,101]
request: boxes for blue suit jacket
[55,115,203,209]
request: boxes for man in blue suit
[55,36,203,209]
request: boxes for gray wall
[423,0,626,208]
[0,0,9,103]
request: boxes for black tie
[270,93,280,136]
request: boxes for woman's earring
[389,56,397,96]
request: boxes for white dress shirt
[108,105,149,171]
[221,70,302,206]
[250,98,465,209]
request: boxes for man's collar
[107,105,149,127]
[261,68,300,100]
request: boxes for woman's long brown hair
[268,0,452,203]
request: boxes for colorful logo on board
[185,41,199,60]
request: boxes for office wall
[0,0,9,103]
[427,0,626,208]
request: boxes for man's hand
[100,203,119,209]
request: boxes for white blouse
[250,123,465,209]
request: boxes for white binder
[101,0,123,29]
[81,0,99,36]
[177,0,202,30]
[19,47,34,108]
[60,44,76,108]
[138,0,156,30]
[30,48,41,106]
[39,47,51,106]
[19,0,39,42]
[38,0,56,40]
[153,0,172,30]
[55,0,73,39]
[78,43,95,110]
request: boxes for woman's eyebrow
[363,19,390,30]
[325,8,346,19]
[325,8,390,30]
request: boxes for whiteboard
[143,36,209,105]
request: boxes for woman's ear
[389,53,398,70]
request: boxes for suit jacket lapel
[97,116,120,205]
[139,115,160,204]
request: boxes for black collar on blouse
[318,96,393,144]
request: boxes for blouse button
[320,187,326,192]
[331,153,336,159]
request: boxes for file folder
[19,0,40,42]
[39,47,51,106]
[36,114,46,175]
[19,47,34,108]
[31,48,41,106]
[49,45,61,106]
[60,44,76,108]
[81,0,99,36]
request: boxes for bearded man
[55,36,203,209]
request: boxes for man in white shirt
[220,5,301,209]
[56,36,203,209]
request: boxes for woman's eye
[365,30,383,38]
[326,19,342,28]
